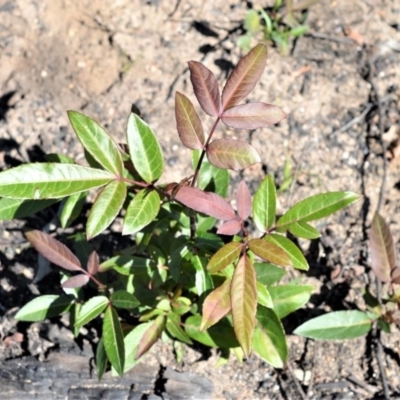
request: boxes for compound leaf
[248,238,291,267]
[127,113,164,183]
[222,44,268,110]
[221,102,286,129]
[87,180,126,239]
[231,255,257,356]
[294,310,374,340]
[15,295,74,321]
[188,61,221,116]
[201,278,232,331]
[123,189,160,235]
[25,230,82,272]
[174,186,236,221]
[0,163,114,199]
[369,212,396,283]
[103,305,125,376]
[67,111,123,175]
[252,175,276,231]
[175,92,205,150]
[207,139,261,170]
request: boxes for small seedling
[238,0,319,55]
[0,44,358,377]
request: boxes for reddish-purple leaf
[175,92,205,150]
[207,138,261,170]
[201,278,232,331]
[236,181,252,220]
[188,61,221,116]
[62,274,90,289]
[136,314,166,359]
[221,44,268,111]
[248,238,292,267]
[207,242,244,273]
[174,186,236,221]
[25,230,82,272]
[231,254,257,356]
[87,251,100,276]
[221,102,287,129]
[369,212,396,283]
[391,267,400,284]
[217,220,242,235]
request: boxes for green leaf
[110,290,140,310]
[191,255,214,295]
[201,278,232,331]
[287,221,320,239]
[257,282,273,308]
[103,305,125,376]
[60,191,86,228]
[277,191,360,228]
[253,306,287,368]
[15,295,74,321]
[255,262,286,286]
[207,242,243,273]
[197,160,230,197]
[87,180,127,239]
[185,315,239,348]
[0,163,114,199]
[75,296,108,329]
[123,189,160,235]
[166,312,193,344]
[96,338,108,381]
[252,175,276,232]
[244,9,261,33]
[231,255,257,356]
[0,198,58,220]
[294,310,375,340]
[265,234,308,271]
[126,113,164,183]
[269,285,313,318]
[248,238,291,267]
[68,111,124,175]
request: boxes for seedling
[238,0,319,55]
[0,44,358,377]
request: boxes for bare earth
[1,0,400,398]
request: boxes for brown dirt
[1,0,400,398]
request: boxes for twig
[286,361,307,400]
[305,341,318,399]
[305,31,353,44]
[330,103,373,136]
[346,373,377,394]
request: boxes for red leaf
[217,220,242,235]
[136,314,166,359]
[222,44,268,111]
[25,230,82,272]
[231,255,257,356]
[62,274,90,288]
[207,138,261,170]
[188,61,221,116]
[369,212,396,283]
[201,278,232,331]
[174,186,236,221]
[391,267,400,284]
[236,181,251,220]
[175,92,205,150]
[221,102,286,129]
[87,251,100,276]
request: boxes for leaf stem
[191,116,221,188]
